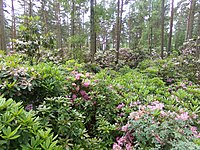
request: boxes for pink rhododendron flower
[119,113,125,117]
[86,72,90,77]
[83,93,90,100]
[116,136,126,146]
[83,81,90,88]
[175,112,190,121]
[160,111,167,117]
[190,126,200,138]
[148,101,164,110]
[155,135,163,144]
[121,124,129,132]
[80,90,87,96]
[75,73,83,80]
[112,143,122,150]
[125,143,132,150]
[117,103,125,109]
[72,94,77,99]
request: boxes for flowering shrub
[113,101,200,149]
[0,53,65,106]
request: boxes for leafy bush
[113,101,200,150]
[138,54,199,84]
[0,54,65,106]
[36,70,123,149]
[0,97,61,150]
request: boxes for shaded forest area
[0,0,199,62]
[0,0,200,150]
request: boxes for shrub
[0,55,66,106]
[0,97,61,150]
[113,101,200,150]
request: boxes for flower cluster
[67,71,93,102]
[113,101,199,149]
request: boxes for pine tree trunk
[167,0,174,56]
[161,0,165,59]
[71,0,75,58]
[0,0,6,51]
[186,0,196,40]
[116,0,123,64]
[90,0,96,63]
[55,1,62,50]
[11,0,16,51]
[148,0,152,54]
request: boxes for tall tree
[55,0,62,50]
[167,0,174,56]
[90,0,96,63]
[116,0,123,64]
[0,0,6,51]
[185,0,196,40]
[11,0,16,50]
[161,0,165,59]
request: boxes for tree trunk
[167,0,174,56]
[0,0,6,51]
[29,0,32,17]
[71,0,75,58]
[186,0,196,40]
[11,0,16,51]
[90,0,96,63]
[161,0,165,59]
[116,0,123,64]
[148,0,152,54]
[55,0,62,50]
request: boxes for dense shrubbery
[0,97,61,150]
[0,52,65,106]
[95,48,147,68]
[113,101,200,149]
[0,49,200,149]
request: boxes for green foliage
[15,16,55,65]
[113,101,200,149]
[139,54,199,84]
[0,97,61,150]
[0,54,65,106]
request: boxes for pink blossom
[94,80,98,83]
[190,126,198,134]
[148,101,164,110]
[119,113,125,117]
[117,103,125,109]
[121,124,129,132]
[72,94,77,99]
[160,111,167,117]
[75,73,83,80]
[83,81,90,88]
[86,72,90,77]
[116,136,126,146]
[80,90,86,96]
[155,135,163,144]
[83,93,90,100]
[194,133,200,138]
[175,112,190,121]
[112,143,122,150]
[125,143,132,150]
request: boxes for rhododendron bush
[0,52,199,149]
[113,101,200,149]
